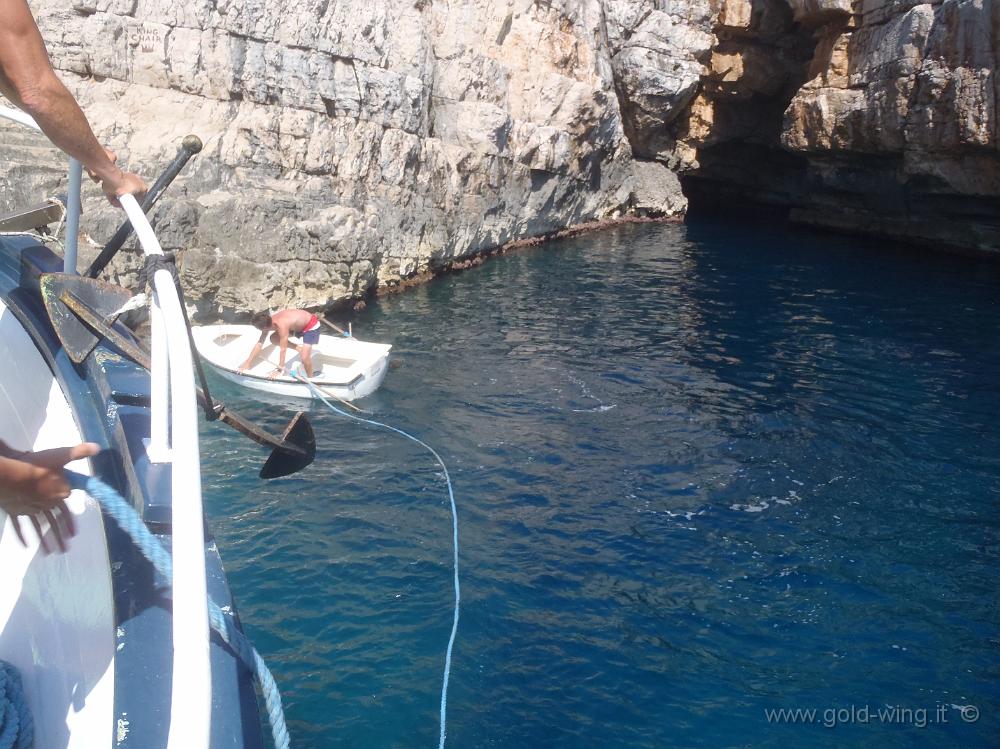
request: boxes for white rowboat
[192,324,392,400]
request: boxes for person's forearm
[17,75,120,181]
[242,342,263,367]
[0,0,146,204]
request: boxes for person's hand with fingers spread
[0,441,100,553]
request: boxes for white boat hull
[0,300,114,749]
[191,324,391,401]
[210,353,389,400]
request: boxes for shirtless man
[239,309,322,379]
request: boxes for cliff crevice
[679,0,999,251]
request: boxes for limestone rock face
[783,5,936,154]
[1,0,997,306]
[668,0,998,252]
[2,0,696,314]
[604,1,717,165]
[776,0,1000,249]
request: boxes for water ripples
[200,221,999,748]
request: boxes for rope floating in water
[65,472,290,749]
[294,372,461,749]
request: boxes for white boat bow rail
[0,106,212,749]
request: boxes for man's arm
[263,322,290,378]
[0,0,146,204]
[238,331,268,373]
[276,328,290,371]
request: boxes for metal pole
[87,135,202,278]
[63,158,83,273]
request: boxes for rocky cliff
[1,0,996,314]
[679,0,999,252]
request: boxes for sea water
[199,221,1000,748]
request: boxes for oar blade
[260,411,316,479]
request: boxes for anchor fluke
[259,411,315,479]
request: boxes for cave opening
[677,0,822,221]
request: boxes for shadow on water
[200,220,1000,749]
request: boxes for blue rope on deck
[65,472,290,749]
[293,373,461,749]
[0,660,32,749]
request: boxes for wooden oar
[299,370,364,413]
[319,314,348,336]
[292,370,366,413]
[313,382,363,412]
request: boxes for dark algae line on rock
[375,214,681,297]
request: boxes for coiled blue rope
[293,373,460,749]
[65,472,289,749]
[0,661,32,749]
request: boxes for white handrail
[148,300,170,461]
[120,194,212,749]
[0,104,41,132]
[0,105,82,274]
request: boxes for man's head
[251,311,273,330]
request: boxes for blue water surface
[199,221,1000,748]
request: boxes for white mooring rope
[293,371,460,748]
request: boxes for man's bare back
[269,309,315,337]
